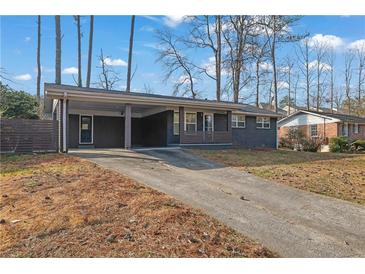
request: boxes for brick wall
[279,122,339,141]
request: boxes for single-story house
[278,110,365,142]
[44,83,282,152]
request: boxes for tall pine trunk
[76,16,82,87]
[36,15,41,100]
[86,15,94,88]
[55,16,61,85]
[126,15,135,92]
[215,16,221,101]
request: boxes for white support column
[124,104,132,149]
[62,98,67,152]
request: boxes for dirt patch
[191,149,365,205]
[0,154,275,258]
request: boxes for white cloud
[308,60,332,71]
[163,16,189,28]
[62,67,78,74]
[24,36,31,43]
[307,34,344,49]
[14,73,32,81]
[201,56,229,77]
[140,25,154,32]
[348,39,365,52]
[259,62,273,72]
[177,75,196,84]
[103,57,127,67]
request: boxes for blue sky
[0,15,364,105]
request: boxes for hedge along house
[44,84,281,152]
[278,110,365,143]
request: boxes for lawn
[0,154,275,258]
[190,149,365,205]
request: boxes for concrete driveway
[71,148,365,257]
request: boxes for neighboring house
[278,110,365,142]
[44,84,281,152]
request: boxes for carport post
[124,104,132,149]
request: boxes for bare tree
[311,39,330,111]
[36,15,41,100]
[126,15,135,92]
[334,86,344,111]
[283,56,295,114]
[251,34,270,107]
[296,38,314,110]
[184,16,222,101]
[262,16,305,113]
[327,47,335,113]
[156,29,198,98]
[351,42,365,115]
[73,16,82,87]
[86,15,94,88]
[344,51,354,114]
[222,16,257,103]
[55,15,61,85]
[97,49,121,91]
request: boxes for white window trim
[232,114,246,128]
[79,114,94,144]
[310,124,318,137]
[184,112,197,133]
[354,123,359,134]
[203,113,214,132]
[256,116,271,129]
[173,112,180,136]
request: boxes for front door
[204,113,213,143]
[80,115,93,144]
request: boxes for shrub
[350,139,365,151]
[302,138,321,152]
[329,137,349,153]
[0,82,39,119]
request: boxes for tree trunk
[36,15,41,100]
[77,15,82,87]
[330,66,334,113]
[256,60,260,107]
[316,61,320,111]
[272,39,278,112]
[55,16,61,85]
[215,16,221,101]
[126,15,135,92]
[86,15,94,88]
[288,67,291,115]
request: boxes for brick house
[278,110,365,143]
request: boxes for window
[79,115,93,144]
[342,123,349,136]
[173,112,179,135]
[256,116,270,129]
[310,124,318,137]
[185,112,197,133]
[353,123,359,134]
[232,114,245,128]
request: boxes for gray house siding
[68,114,124,148]
[232,116,277,148]
[166,110,179,144]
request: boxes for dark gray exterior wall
[232,116,277,148]
[214,113,228,131]
[68,112,277,149]
[166,110,179,144]
[68,114,124,148]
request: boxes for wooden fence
[0,119,58,154]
